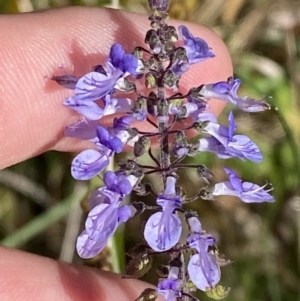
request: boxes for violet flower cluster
[53,0,274,300]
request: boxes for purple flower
[97,125,124,153]
[72,63,123,102]
[132,104,148,121]
[196,112,218,123]
[187,217,221,291]
[172,144,189,159]
[88,187,121,210]
[103,170,136,196]
[71,124,131,180]
[70,120,133,179]
[198,112,263,162]
[112,115,134,132]
[63,96,106,120]
[65,114,134,144]
[101,94,132,117]
[71,149,111,180]
[178,25,215,64]
[64,93,131,121]
[76,189,136,258]
[88,172,138,210]
[109,43,138,75]
[157,266,181,301]
[63,44,138,116]
[171,60,189,77]
[212,168,275,203]
[110,117,138,147]
[144,177,182,252]
[199,77,271,112]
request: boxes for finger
[0,7,232,169]
[0,246,150,301]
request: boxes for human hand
[0,7,232,300]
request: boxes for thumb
[0,246,150,301]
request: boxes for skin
[0,7,232,301]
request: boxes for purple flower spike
[198,112,263,162]
[200,77,271,112]
[178,25,215,64]
[212,168,275,203]
[71,149,110,180]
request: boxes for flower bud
[124,254,153,279]
[127,127,139,139]
[117,159,134,170]
[188,85,205,101]
[192,121,209,132]
[165,26,178,42]
[133,47,144,59]
[145,29,162,54]
[188,143,199,157]
[172,131,189,158]
[145,72,157,88]
[135,183,152,196]
[163,69,179,90]
[205,285,231,300]
[134,288,157,301]
[134,136,151,157]
[196,165,213,185]
[173,47,188,62]
[198,187,214,201]
[147,92,158,116]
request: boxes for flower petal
[144,212,182,252]
[76,230,108,259]
[71,149,110,180]
[63,96,104,120]
[75,72,115,102]
[188,253,221,291]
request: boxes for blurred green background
[0,0,299,300]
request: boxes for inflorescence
[52,0,274,300]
